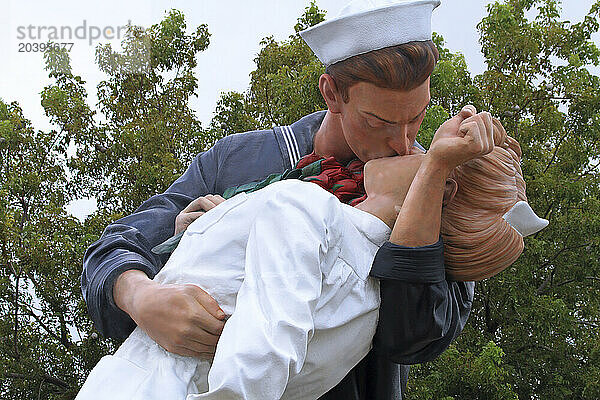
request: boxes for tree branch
[13,272,21,360]
[536,268,556,295]
[514,343,554,354]
[577,321,600,328]
[554,276,600,288]
[543,130,571,174]
[263,85,276,127]
[537,242,590,272]
[4,372,69,390]
[18,301,65,347]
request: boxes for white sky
[1,0,598,219]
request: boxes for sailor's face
[339,78,430,162]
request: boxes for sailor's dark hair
[325,40,439,102]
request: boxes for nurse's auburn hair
[441,119,527,281]
[325,40,439,102]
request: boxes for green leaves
[2,9,215,399]
[294,1,327,33]
[409,341,519,400]
[47,9,215,215]
[0,99,91,398]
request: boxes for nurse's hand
[114,269,226,358]
[428,105,495,172]
[175,194,226,235]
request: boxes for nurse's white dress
[76,180,391,400]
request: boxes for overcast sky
[1,0,598,218]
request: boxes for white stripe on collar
[281,125,301,168]
[281,127,296,168]
[284,125,301,164]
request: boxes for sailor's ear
[443,178,458,207]
[319,74,343,114]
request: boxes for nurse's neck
[354,154,425,229]
[354,195,401,229]
[355,154,457,230]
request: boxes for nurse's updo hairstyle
[441,118,527,281]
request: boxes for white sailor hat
[300,0,441,66]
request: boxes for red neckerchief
[296,152,367,206]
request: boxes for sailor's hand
[175,194,226,235]
[428,105,495,172]
[114,270,226,358]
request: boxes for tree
[42,9,215,216]
[0,99,111,398]
[1,9,218,399]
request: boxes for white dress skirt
[76,181,390,400]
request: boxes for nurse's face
[363,153,426,206]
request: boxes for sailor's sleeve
[81,137,230,339]
[370,239,474,364]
